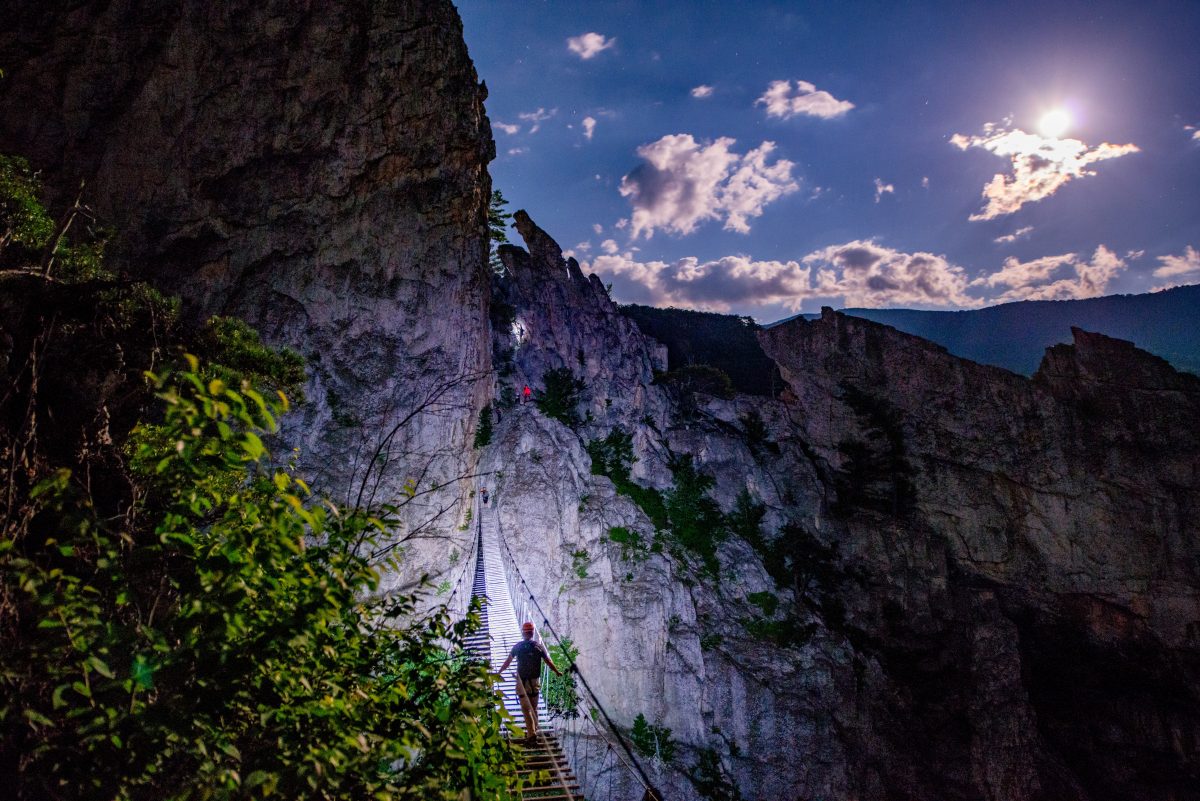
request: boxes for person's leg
[515,678,536,740]
[527,678,542,735]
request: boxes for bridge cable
[491,509,663,799]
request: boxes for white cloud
[972,245,1127,302]
[921,176,930,189]
[583,239,1134,312]
[494,121,520,135]
[802,241,977,308]
[1152,246,1200,289]
[691,85,714,99]
[583,240,978,312]
[951,122,1139,220]
[614,218,629,230]
[567,32,615,60]
[582,116,597,140]
[618,134,798,239]
[592,223,604,235]
[517,107,557,134]
[1186,125,1200,142]
[507,147,528,157]
[993,225,1035,244]
[573,241,592,253]
[755,79,854,120]
[873,178,894,203]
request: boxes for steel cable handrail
[489,505,663,800]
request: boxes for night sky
[459,0,1200,322]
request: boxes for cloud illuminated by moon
[951,122,1139,220]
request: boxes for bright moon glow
[1039,108,1071,138]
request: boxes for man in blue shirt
[498,621,562,742]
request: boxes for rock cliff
[4,4,1198,799]
[489,217,1200,800]
[0,0,495,587]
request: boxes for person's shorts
[517,676,540,701]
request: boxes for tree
[0,155,53,263]
[473,403,494,449]
[534,367,585,426]
[488,189,513,274]
[0,358,519,800]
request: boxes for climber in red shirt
[522,385,531,404]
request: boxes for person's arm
[498,644,515,674]
[540,644,563,677]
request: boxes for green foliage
[738,409,779,455]
[688,748,744,801]
[0,152,114,280]
[542,639,580,718]
[474,404,494,449]
[0,154,54,258]
[630,713,676,763]
[0,358,518,800]
[740,518,866,645]
[607,526,655,563]
[727,489,766,546]
[833,382,917,518]
[699,633,724,651]
[747,591,779,617]
[570,548,591,579]
[534,367,586,426]
[196,316,307,401]
[620,304,778,396]
[664,455,728,574]
[325,386,361,428]
[656,364,735,401]
[488,189,513,274]
[586,428,636,478]
[586,429,669,531]
[741,615,817,648]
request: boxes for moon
[1039,108,1071,138]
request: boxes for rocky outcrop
[489,217,1200,800]
[758,311,1200,800]
[5,4,1198,797]
[0,0,495,585]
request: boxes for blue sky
[458,0,1200,321]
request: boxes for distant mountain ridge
[768,284,1200,376]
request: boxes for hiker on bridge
[498,621,562,742]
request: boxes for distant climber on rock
[522,385,531,404]
[480,487,489,505]
[498,621,561,742]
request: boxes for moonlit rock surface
[490,216,1200,800]
[0,0,496,588]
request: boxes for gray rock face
[0,0,495,584]
[489,218,1200,800]
[6,5,1198,798]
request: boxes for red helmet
[521,621,535,634]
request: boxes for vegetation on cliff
[620,304,780,396]
[0,160,518,800]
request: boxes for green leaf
[88,656,115,679]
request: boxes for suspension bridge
[444,488,664,801]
